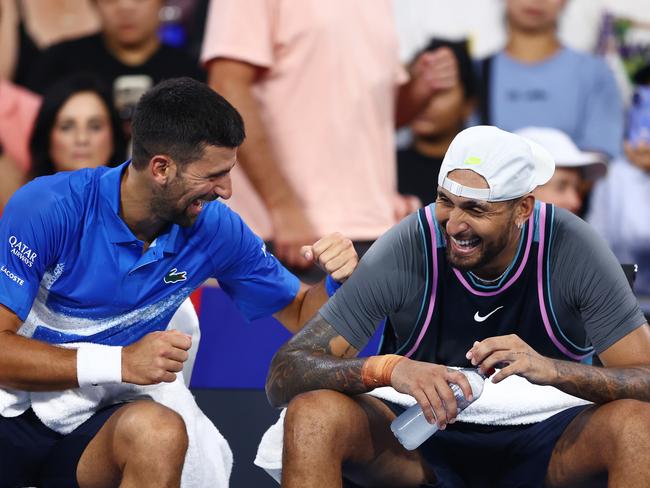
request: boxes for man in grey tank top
[265,126,650,488]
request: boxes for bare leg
[546,399,650,488]
[76,400,188,488]
[282,390,434,488]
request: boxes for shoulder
[157,44,196,61]
[384,211,422,246]
[155,46,203,73]
[561,47,613,76]
[550,206,600,246]
[194,200,239,231]
[397,147,422,162]
[40,34,100,56]
[192,200,259,249]
[362,211,424,267]
[9,169,96,216]
[548,206,624,283]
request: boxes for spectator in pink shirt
[202,0,458,275]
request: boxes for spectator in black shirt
[398,39,477,205]
[26,0,204,134]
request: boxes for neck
[120,166,165,244]
[413,132,456,159]
[505,26,560,63]
[103,34,160,66]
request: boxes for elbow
[265,384,284,409]
[265,349,291,408]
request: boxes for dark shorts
[0,403,125,488]
[383,401,589,488]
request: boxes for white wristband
[76,344,123,387]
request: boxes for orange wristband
[361,354,404,388]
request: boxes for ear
[516,194,536,226]
[150,155,176,184]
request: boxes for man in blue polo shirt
[0,77,358,487]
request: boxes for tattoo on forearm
[266,315,366,407]
[553,360,650,403]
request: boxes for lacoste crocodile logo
[164,268,187,284]
[473,306,504,323]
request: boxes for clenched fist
[122,330,192,385]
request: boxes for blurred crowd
[0,0,649,309]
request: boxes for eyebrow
[205,160,238,178]
[437,188,491,211]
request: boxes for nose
[215,175,232,200]
[74,127,90,145]
[445,208,470,236]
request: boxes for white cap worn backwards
[438,125,556,202]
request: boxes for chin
[445,249,483,271]
[166,211,196,228]
[177,216,197,228]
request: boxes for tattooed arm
[551,324,650,403]
[265,314,366,408]
[551,363,650,403]
[267,311,476,430]
[468,324,650,404]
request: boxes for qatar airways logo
[8,236,37,268]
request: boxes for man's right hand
[122,330,192,385]
[390,357,473,430]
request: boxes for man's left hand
[300,233,358,282]
[465,334,556,385]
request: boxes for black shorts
[384,401,589,488]
[0,403,125,488]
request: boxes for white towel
[254,373,591,483]
[254,409,285,483]
[30,375,232,487]
[167,297,201,386]
[368,372,592,425]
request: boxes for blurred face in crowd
[533,167,583,214]
[50,92,114,172]
[95,0,162,48]
[435,169,529,275]
[506,0,566,33]
[410,83,472,140]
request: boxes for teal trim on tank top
[390,210,434,356]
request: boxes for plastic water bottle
[390,368,489,450]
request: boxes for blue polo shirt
[0,162,300,346]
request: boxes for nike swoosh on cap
[474,306,504,322]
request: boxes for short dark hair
[130,77,245,169]
[29,73,127,178]
[417,38,477,100]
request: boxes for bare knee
[284,390,359,455]
[607,400,650,454]
[116,401,188,462]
